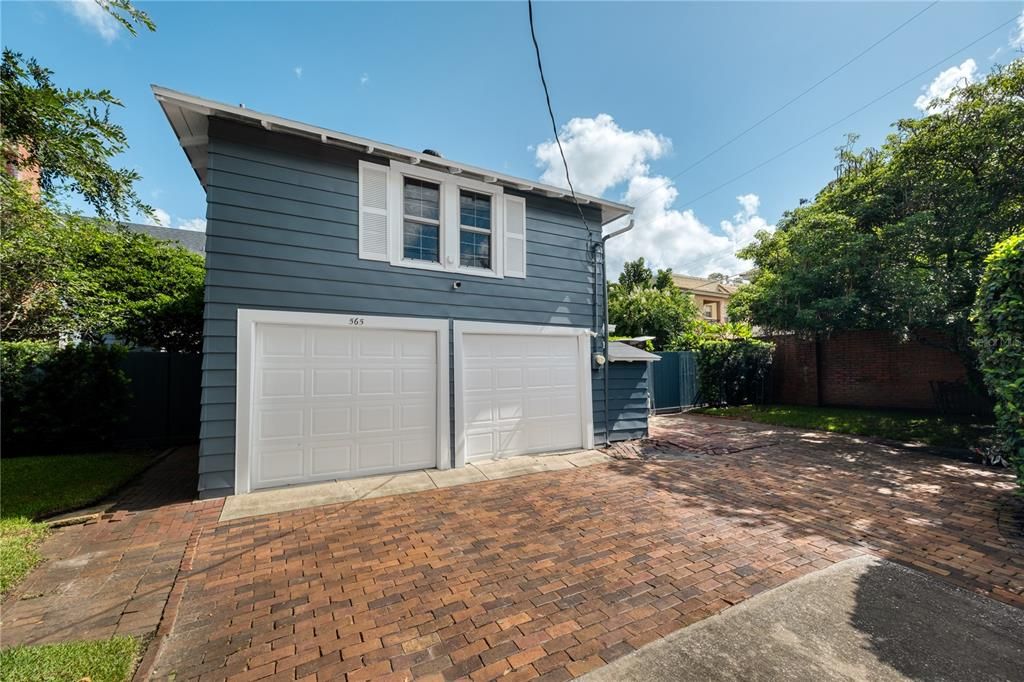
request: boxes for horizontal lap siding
[199,119,606,497]
[594,363,651,443]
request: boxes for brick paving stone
[0,446,222,648]
[30,414,1015,682]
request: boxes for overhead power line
[527,0,592,233]
[676,13,1020,208]
[630,1,939,207]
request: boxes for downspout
[595,218,634,446]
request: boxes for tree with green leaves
[973,233,1024,485]
[1,3,202,350]
[730,60,1024,376]
[608,258,697,350]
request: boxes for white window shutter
[358,161,390,261]
[503,195,527,278]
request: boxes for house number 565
[348,317,365,326]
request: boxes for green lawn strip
[693,405,992,449]
[0,451,155,596]
[0,517,50,594]
[0,636,141,682]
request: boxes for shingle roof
[118,222,206,256]
[608,341,661,362]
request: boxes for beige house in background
[673,275,738,323]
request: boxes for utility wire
[527,0,593,234]
[677,13,1019,208]
[630,1,939,206]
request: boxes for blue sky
[5,1,1023,275]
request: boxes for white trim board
[452,321,595,468]
[234,309,450,495]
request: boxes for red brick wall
[768,330,970,411]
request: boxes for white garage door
[460,329,588,461]
[248,321,439,490]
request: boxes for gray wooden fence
[650,351,699,413]
[118,352,202,447]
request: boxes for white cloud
[176,217,207,232]
[1012,10,1024,49]
[533,115,773,278]
[145,209,206,232]
[294,66,303,79]
[360,73,370,86]
[65,0,120,42]
[914,59,978,113]
[535,114,670,196]
[146,208,171,227]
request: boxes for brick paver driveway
[149,415,1023,681]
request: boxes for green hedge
[0,341,131,455]
[973,233,1024,486]
[696,338,775,407]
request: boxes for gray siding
[595,362,652,443]
[199,119,611,497]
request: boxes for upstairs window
[459,190,492,270]
[357,159,528,279]
[402,178,441,263]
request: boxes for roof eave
[153,85,634,225]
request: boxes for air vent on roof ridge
[421,149,443,158]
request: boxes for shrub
[973,233,1024,486]
[696,338,775,407]
[1,341,131,455]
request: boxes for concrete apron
[220,449,613,521]
[582,555,1024,682]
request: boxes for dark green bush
[1,341,131,455]
[973,233,1024,486]
[697,338,775,407]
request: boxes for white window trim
[388,160,505,279]
[234,308,451,495]
[452,321,595,468]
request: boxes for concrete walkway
[583,555,1024,681]
[219,449,613,521]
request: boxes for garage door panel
[358,368,395,395]
[257,445,305,484]
[257,409,304,440]
[310,445,351,476]
[398,436,436,466]
[400,368,433,394]
[357,441,395,470]
[358,405,395,432]
[400,403,433,429]
[310,329,352,358]
[261,326,306,357]
[464,368,492,391]
[312,368,352,397]
[310,406,351,437]
[249,321,439,490]
[259,369,304,398]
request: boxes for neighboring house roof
[608,341,661,362]
[151,85,634,226]
[672,274,738,296]
[117,222,206,256]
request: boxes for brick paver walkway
[146,415,1023,682]
[0,446,223,647]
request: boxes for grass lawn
[693,404,993,449]
[0,451,154,595]
[0,636,141,682]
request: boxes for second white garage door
[457,323,593,463]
